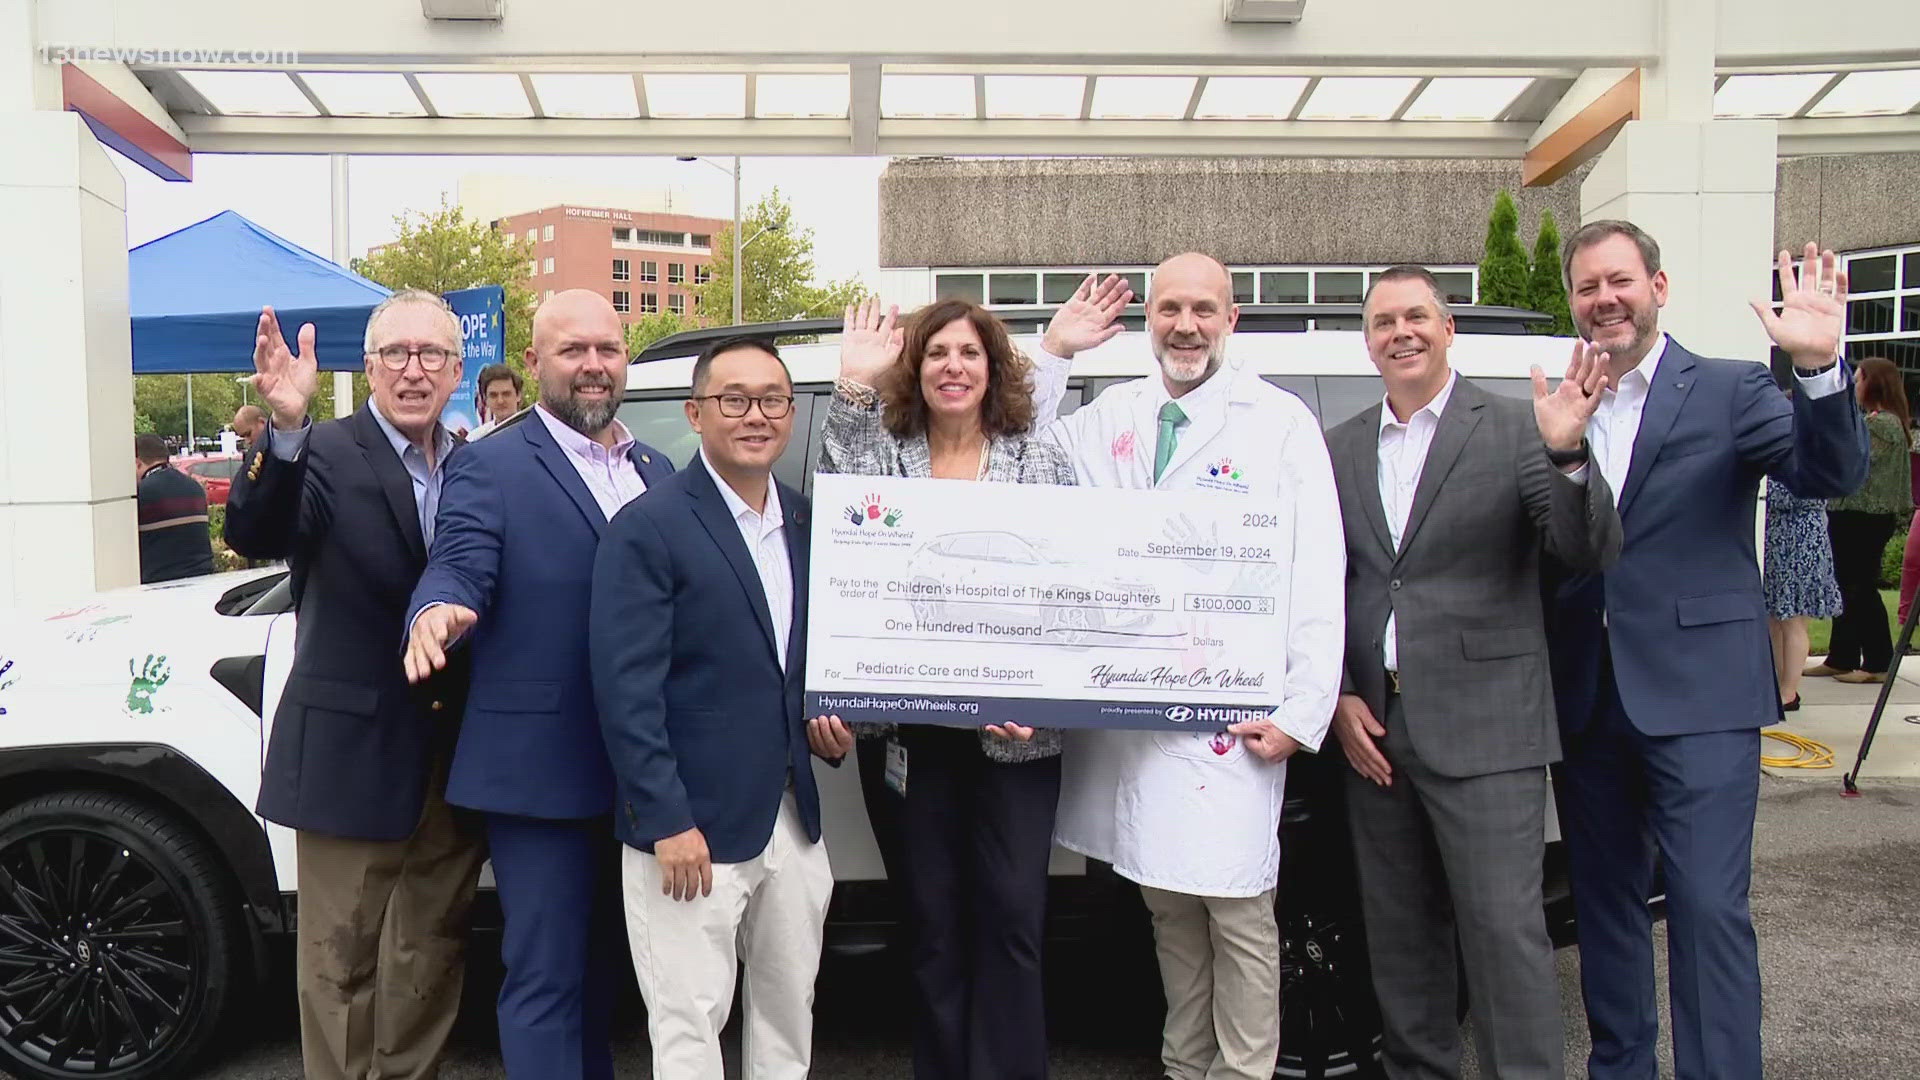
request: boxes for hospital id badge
[884,738,908,796]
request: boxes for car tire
[0,790,244,1080]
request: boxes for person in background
[133,432,213,583]
[1805,356,1912,684]
[232,404,267,451]
[480,362,527,425]
[1892,411,1920,649]
[812,296,1088,1080]
[1764,468,1841,711]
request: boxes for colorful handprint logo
[1207,458,1242,481]
[125,655,171,715]
[843,493,903,528]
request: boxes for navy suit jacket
[588,457,820,864]
[227,406,469,840]
[407,412,674,820]
[1545,339,1869,737]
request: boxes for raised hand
[840,298,903,388]
[1041,273,1133,360]
[404,604,478,684]
[1750,242,1847,366]
[252,306,319,429]
[1531,338,1610,452]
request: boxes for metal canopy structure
[39,0,1920,163]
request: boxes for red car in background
[176,454,243,505]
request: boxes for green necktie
[1153,400,1186,483]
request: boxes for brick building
[490,203,732,326]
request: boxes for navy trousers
[485,814,620,1080]
[1555,656,1763,1080]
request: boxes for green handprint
[125,655,171,715]
[882,509,902,527]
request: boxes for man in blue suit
[1545,223,1868,1080]
[403,290,674,1080]
[590,337,833,1079]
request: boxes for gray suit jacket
[1327,376,1621,778]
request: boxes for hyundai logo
[74,940,91,964]
[1164,705,1194,723]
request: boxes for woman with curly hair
[808,281,1128,1080]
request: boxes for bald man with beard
[404,290,676,1080]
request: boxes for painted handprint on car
[0,657,14,717]
[125,655,171,715]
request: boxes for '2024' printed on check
[805,473,1296,732]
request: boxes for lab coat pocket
[1155,728,1245,764]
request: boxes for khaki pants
[1140,885,1281,1080]
[295,766,487,1080]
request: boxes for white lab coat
[1039,353,1345,898]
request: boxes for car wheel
[0,791,243,1080]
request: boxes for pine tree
[1527,210,1574,335]
[1477,190,1530,309]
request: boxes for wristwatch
[1545,442,1590,468]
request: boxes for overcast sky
[113,151,889,284]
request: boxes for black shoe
[1783,695,1801,712]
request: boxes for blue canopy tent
[130,210,390,374]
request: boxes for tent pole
[330,154,354,419]
[185,373,194,451]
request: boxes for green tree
[1527,210,1574,335]
[131,373,246,447]
[356,195,538,407]
[694,189,868,326]
[1477,189,1530,309]
[625,311,692,356]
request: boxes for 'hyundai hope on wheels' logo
[844,493,904,528]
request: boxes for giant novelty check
[805,473,1293,731]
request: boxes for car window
[1260,375,1319,420]
[201,459,242,479]
[946,534,994,560]
[618,392,815,494]
[987,534,1038,564]
[1314,375,1388,429]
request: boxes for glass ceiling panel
[298,72,424,117]
[529,73,638,118]
[1402,77,1532,121]
[643,73,746,118]
[881,74,975,118]
[1713,73,1833,118]
[179,70,317,116]
[1808,69,1920,116]
[754,74,850,118]
[1090,76,1197,119]
[1193,76,1309,119]
[984,75,1086,119]
[1298,76,1421,120]
[414,73,533,118]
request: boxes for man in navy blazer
[590,337,833,1079]
[1545,223,1868,1080]
[403,291,673,1080]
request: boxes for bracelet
[1545,443,1589,468]
[835,378,878,408]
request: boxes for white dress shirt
[1376,372,1458,672]
[267,400,453,547]
[701,455,793,669]
[535,404,649,520]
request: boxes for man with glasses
[403,289,673,1080]
[225,290,488,1080]
[590,335,833,1078]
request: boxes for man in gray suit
[1326,265,1621,1080]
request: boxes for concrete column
[0,109,138,604]
[1581,119,1780,364]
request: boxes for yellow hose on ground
[1761,728,1835,769]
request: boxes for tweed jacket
[817,389,1076,762]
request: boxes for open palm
[1752,243,1846,364]
[252,306,318,425]
[840,298,903,386]
[1041,273,1132,359]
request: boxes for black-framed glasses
[692,393,794,419]
[370,344,456,371]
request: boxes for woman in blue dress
[1765,478,1842,711]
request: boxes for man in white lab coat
[1035,254,1346,1080]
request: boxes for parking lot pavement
[201,774,1920,1080]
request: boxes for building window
[1258,272,1310,303]
[1042,273,1086,304]
[692,293,702,310]
[613,258,630,282]
[528,260,538,281]
[988,273,1038,306]
[613,226,633,243]
[1231,272,1256,305]
[936,273,984,303]
[693,265,712,285]
[668,263,686,284]
[1313,271,1364,304]
[640,261,658,282]
[1841,244,1920,376]
[635,229,684,246]
[526,228,537,245]
[542,225,554,242]
[668,294,686,315]
[613,290,631,313]
[543,257,555,275]
[544,289,554,301]
[1432,271,1475,306]
[640,292,659,314]
[691,234,712,248]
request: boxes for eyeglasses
[370,344,456,371]
[692,393,794,419]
